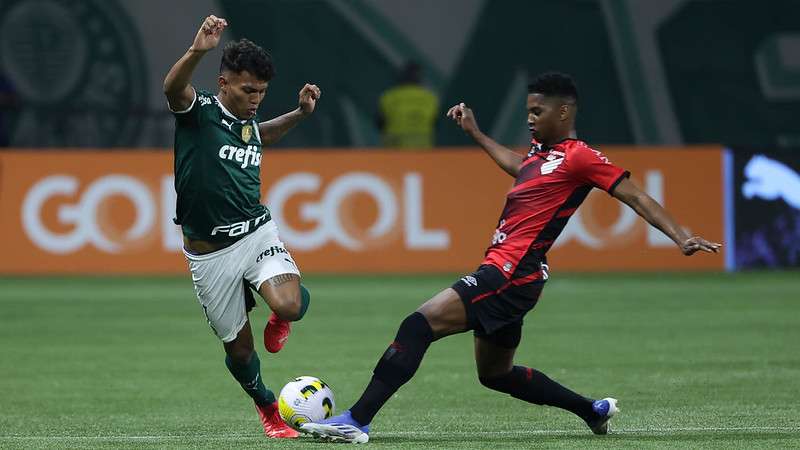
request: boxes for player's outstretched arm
[258,84,321,146]
[163,15,227,111]
[447,103,523,177]
[611,177,722,256]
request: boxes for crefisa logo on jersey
[218,144,262,169]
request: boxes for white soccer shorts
[183,221,300,342]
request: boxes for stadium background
[0,0,798,448]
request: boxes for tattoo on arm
[267,273,297,287]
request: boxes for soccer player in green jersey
[164,15,320,438]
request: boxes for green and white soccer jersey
[185,222,300,342]
[171,88,268,242]
[171,88,301,342]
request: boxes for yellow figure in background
[378,62,439,149]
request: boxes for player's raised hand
[680,236,722,256]
[447,102,480,135]
[191,15,227,52]
[299,84,321,115]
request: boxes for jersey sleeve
[568,145,630,193]
[169,87,205,127]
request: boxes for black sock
[350,312,434,425]
[479,366,596,422]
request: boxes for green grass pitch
[1,272,798,449]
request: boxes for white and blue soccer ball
[278,376,335,430]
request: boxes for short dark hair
[528,71,578,104]
[220,38,276,81]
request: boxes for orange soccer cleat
[263,312,291,353]
[255,401,299,438]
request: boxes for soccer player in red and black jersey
[303,72,721,443]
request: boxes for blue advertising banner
[731,148,800,269]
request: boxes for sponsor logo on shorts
[256,245,288,263]
[503,262,513,272]
[461,275,478,287]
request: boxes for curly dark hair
[220,38,276,81]
[528,71,578,104]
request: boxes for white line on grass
[1,426,799,441]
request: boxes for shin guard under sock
[350,312,434,425]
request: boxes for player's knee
[272,295,299,321]
[272,285,310,321]
[294,284,310,321]
[416,290,467,338]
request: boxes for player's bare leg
[303,288,468,442]
[223,320,299,438]
[474,334,516,378]
[223,319,256,364]
[258,273,310,353]
[416,287,470,338]
[474,331,618,434]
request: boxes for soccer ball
[278,376,335,430]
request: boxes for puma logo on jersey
[221,119,234,131]
[218,144,261,169]
[541,158,564,175]
[742,155,800,208]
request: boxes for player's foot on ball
[255,401,299,438]
[586,397,619,435]
[264,312,291,353]
[301,410,370,444]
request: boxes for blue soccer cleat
[300,410,370,443]
[586,397,619,435]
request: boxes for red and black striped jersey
[482,138,629,280]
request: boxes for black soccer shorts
[451,263,547,348]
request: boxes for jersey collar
[549,138,579,148]
[214,95,250,123]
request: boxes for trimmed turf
[1,272,798,449]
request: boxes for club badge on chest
[241,124,253,143]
